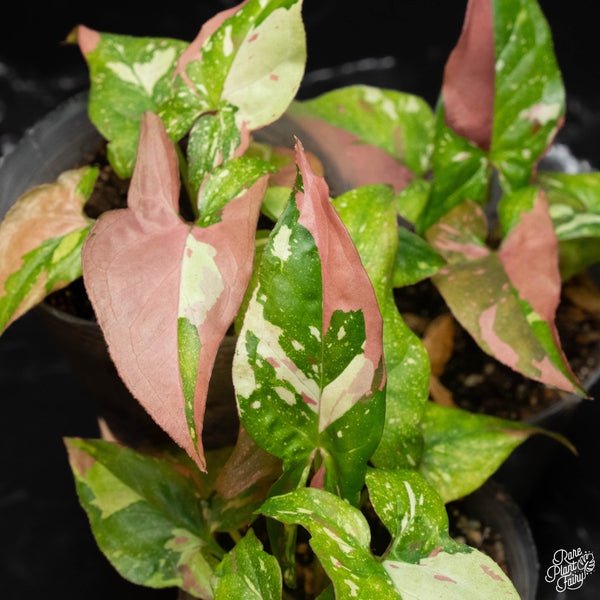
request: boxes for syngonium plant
[0,0,597,597]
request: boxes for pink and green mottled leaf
[178,0,305,131]
[82,111,267,471]
[538,171,600,279]
[365,468,520,599]
[332,185,430,470]
[65,438,223,598]
[213,529,282,600]
[426,190,585,396]
[233,142,386,505]
[0,166,96,334]
[418,402,573,502]
[418,0,565,233]
[287,85,435,177]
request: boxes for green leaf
[261,474,520,600]
[0,167,96,334]
[393,226,446,287]
[488,0,565,192]
[197,156,276,227]
[76,26,193,177]
[77,0,306,178]
[233,144,386,505]
[365,469,520,599]
[65,438,223,598]
[427,191,585,396]
[214,530,282,600]
[417,105,490,235]
[261,487,400,599]
[332,186,430,470]
[418,402,550,502]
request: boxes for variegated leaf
[260,471,519,599]
[260,487,400,599]
[418,402,572,502]
[176,0,306,131]
[75,26,194,177]
[76,0,306,178]
[538,171,600,279]
[82,112,267,471]
[213,529,282,600]
[332,185,430,470]
[426,190,585,396]
[0,166,96,334]
[233,142,386,505]
[65,438,223,598]
[365,469,520,599]
[418,0,565,232]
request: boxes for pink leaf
[82,111,266,470]
[295,139,386,410]
[288,117,413,195]
[498,189,581,391]
[442,0,495,150]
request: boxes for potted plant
[0,0,597,597]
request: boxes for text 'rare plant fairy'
[1,0,599,598]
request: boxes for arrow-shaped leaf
[426,189,585,396]
[233,141,386,505]
[0,166,96,334]
[82,111,267,471]
[418,0,565,232]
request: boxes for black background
[1,1,600,598]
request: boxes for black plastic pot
[0,92,239,451]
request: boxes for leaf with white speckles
[418,0,565,232]
[365,468,520,599]
[213,529,282,599]
[332,185,430,470]
[65,438,223,597]
[233,141,386,505]
[260,487,401,599]
[76,0,305,178]
[426,189,585,396]
[260,474,520,599]
[75,26,193,177]
[0,166,96,334]
[180,0,306,131]
[82,112,268,471]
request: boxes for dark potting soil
[395,275,600,421]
